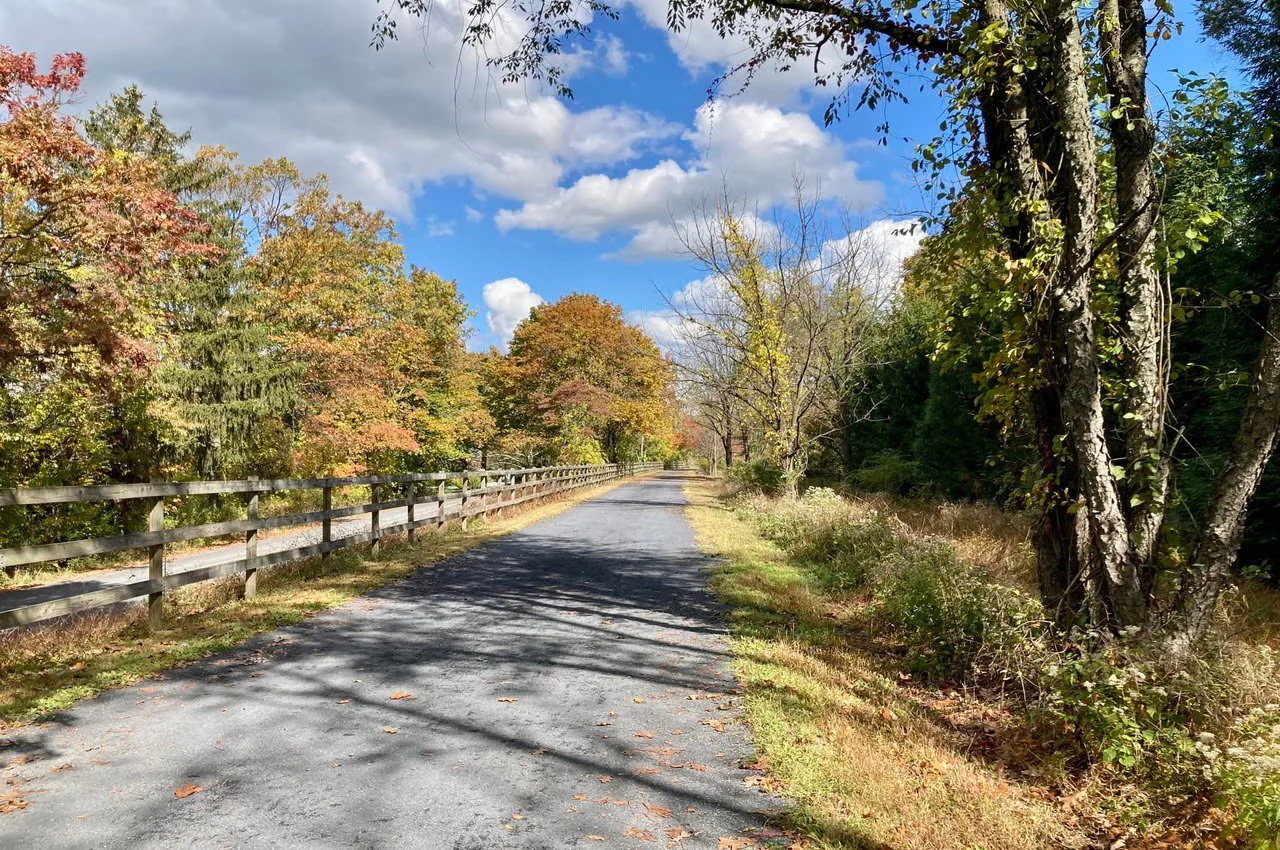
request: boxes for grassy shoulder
[0,479,631,729]
[683,478,1070,850]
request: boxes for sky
[1,1,1243,350]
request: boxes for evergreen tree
[86,87,299,479]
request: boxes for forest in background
[0,47,683,548]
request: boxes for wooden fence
[0,462,663,631]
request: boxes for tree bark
[1169,288,1280,650]
[1048,0,1146,628]
[1100,0,1170,573]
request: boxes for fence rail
[0,462,663,631]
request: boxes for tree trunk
[1100,0,1170,574]
[1048,1,1146,628]
[1168,287,1280,651]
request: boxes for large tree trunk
[1100,0,1170,575]
[1047,1,1146,628]
[1168,288,1280,651]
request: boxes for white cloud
[623,0,847,107]
[464,206,485,223]
[426,216,455,237]
[627,309,684,350]
[483,278,545,344]
[1,0,672,217]
[820,219,925,299]
[497,100,881,257]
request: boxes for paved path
[0,474,784,848]
[1,501,454,614]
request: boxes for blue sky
[2,1,1243,349]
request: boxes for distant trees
[671,194,886,496]
[0,44,677,534]
[485,294,678,466]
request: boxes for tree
[488,294,675,465]
[85,93,301,480]
[672,194,880,496]
[374,0,1280,646]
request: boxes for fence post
[370,482,381,557]
[437,479,447,529]
[147,494,165,631]
[243,477,259,600]
[322,483,333,562]
[406,480,416,544]
[465,473,476,527]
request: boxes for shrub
[1201,704,1280,848]
[876,547,1044,681]
[851,450,920,495]
[729,459,786,495]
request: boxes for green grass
[683,478,1070,850]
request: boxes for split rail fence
[0,462,663,631]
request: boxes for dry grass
[0,479,632,729]
[684,478,1074,850]
[844,492,1034,587]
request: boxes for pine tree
[86,88,299,479]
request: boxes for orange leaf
[336,699,351,704]
[573,793,590,801]
[644,803,672,818]
[666,827,693,845]
[390,691,415,701]
[634,731,655,739]
[382,727,398,734]
[498,697,519,703]
[173,785,203,799]
[717,839,757,850]
[624,827,655,841]
[587,836,606,841]
[599,775,614,783]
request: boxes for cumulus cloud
[1,0,672,217]
[498,100,881,257]
[483,278,545,344]
[820,219,925,299]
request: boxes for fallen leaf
[587,835,605,841]
[336,699,351,705]
[511,813,525,820]
[717,839,757,850]
[173,785,203,799]
[89,760,109,766]
[879,707,895,721]
[633,767,662,776]
[382,727,398,734]
[0,800,27,814]
[599,775,614,783]
[69,662,86,672]
[666,827,693,845]
[530,747,549,756]
[701,719,726,733]
[635,731,655,739]
[498,697,519,703]
[595,722,613,727]
[51,763,73,772]
[390,692,415,701]
[625,827,655,841]
[644,803,672,819]
[633,697,646,703]
[573,793,590,801]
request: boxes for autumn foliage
[0,45,676,546]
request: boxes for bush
[875,546,1044,681]
[1201,704,1280,848]
[737,487,898,589]
[729,459,786,495]
[851,450,919,495]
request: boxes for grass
[682,478,1074,850]
[0,479,630,729]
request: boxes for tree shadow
[2,475,877,848]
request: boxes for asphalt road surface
[0,474,785,848]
